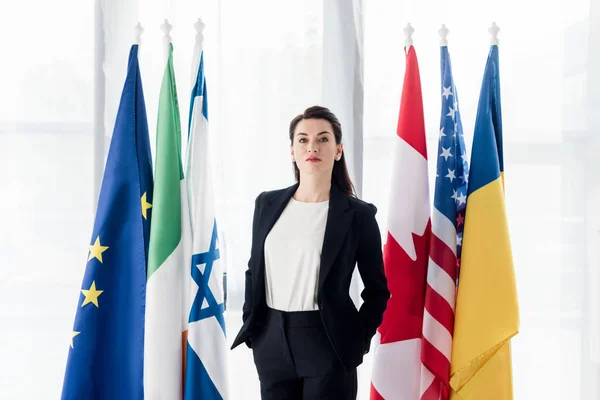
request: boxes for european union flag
[61,45,153,400]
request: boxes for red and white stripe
[419,207,458,400]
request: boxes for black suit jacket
[230,182,390,370]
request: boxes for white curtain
[0,1,95,399]
[1,0,598,399]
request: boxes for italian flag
[144,43,191,399]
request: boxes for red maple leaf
[378,220,431,344]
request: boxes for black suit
[231,182,390,372]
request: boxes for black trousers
[251,307,358,400]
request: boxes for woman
[231,106,390,399]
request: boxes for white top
[264,197,329,311]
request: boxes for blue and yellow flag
[61,44,152,400]
[449,45,519,400]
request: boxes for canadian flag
[370,45,431,400]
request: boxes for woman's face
[291,118,343,178]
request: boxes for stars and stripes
[419,46,470,400]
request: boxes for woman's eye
[320,137,328,142]
[299,138,307,143]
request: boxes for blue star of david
[188,219,225,334]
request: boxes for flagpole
[62,21,152,399]
[192,19,205,86]
[403,22,414,49]
[134,22,144,46]
[370,22,431,399]
[93,0,105,213]
[194,18,205,50]
[439,24,449,47]
[489,22,500,45]
[161,19,173,64]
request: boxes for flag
[420,46,470,400]
[183,44,228,399]
[61,44,152,399]
[370,45,431,400]
[449,45,519,400]
[144,43,192,398]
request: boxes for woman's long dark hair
[289,106,356,197]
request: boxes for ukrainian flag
[61,45,152,399]
[449,45,519,400]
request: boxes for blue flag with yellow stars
[61,44,153,400]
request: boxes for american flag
[419,46,469,400]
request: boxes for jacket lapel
[255,183,299,255]
[318,184,354,291]
[252,184,298,296]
